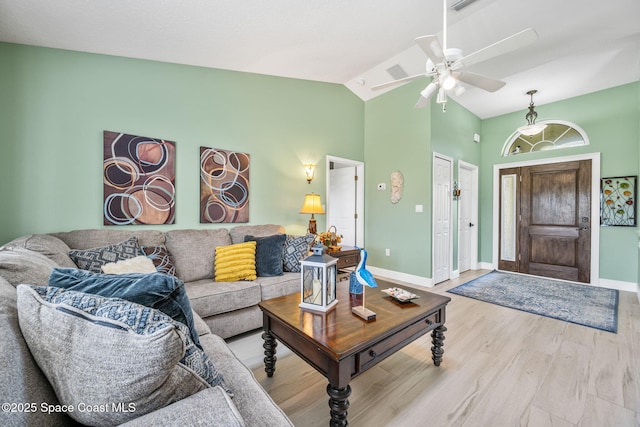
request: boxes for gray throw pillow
[244,234,286,277]
[17,285,232,426]
[282,234,315,272]
[68,237,141,273]
[48,268,202,349]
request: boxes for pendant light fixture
[517,90,547,136]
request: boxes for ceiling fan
[372,0,538,110]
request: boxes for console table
[326,246,360,270]
[259,280,450,426]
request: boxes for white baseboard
[370,264,637,294]
[367,266,433,288]
[597,278,637,293]
[478,261,495,271]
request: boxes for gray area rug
[448,271,618,333]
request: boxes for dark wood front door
[499,160,592,283]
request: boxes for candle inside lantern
[312,279,321,304]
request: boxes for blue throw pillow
[48,268,201,349]
[244,234,286,277]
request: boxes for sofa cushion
[230,224,285,244]
[199,333,294,427]
[245,234,286,277]
[120,386,245,427]
[48,268,202,349]
[0,246,58,287]
[185,279,261,318]
[192,308,211,337]
[0,278,73,427]
[68,237,141,273]
[215,242,257,282]
[282,234,315,272]
[101,255,157,274]
[17,285,230,426]
[51,229,166,250]
[256,273,301,300]
[165,229,231,282]
[142,245,176,276]
[5,234,77,267]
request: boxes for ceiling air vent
[449,0,479,12]
[385,64,408,80]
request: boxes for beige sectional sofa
[0,224,306,426]
[14,224,304,338]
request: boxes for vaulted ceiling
[1,0,638,118]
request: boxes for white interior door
[457,161,478,273]
[326,156,364,248]
[328,166,356,246]
[432,153,452,284]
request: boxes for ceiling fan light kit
[421,82,438,99]
[371,0,538,112]
[517,90,547,136]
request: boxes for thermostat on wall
[377,183,386,190]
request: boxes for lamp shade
[517,123,547,136]
[299,193,325,214]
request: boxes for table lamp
[300,193,324,234]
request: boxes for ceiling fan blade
[415,35,445,65]
[414,81,438,108]
[451,28,538,70]
[454,71,506,92]
[371,73,428,91]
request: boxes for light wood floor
[243,270,640,427]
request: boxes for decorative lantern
[300,243,338,312]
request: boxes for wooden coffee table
[258,280,451,426]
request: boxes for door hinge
[354,175,358,181]
[354,213,358,219]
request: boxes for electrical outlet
[385,248,390,256]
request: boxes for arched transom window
[502,121,589,156]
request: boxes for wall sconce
[453,181,461,200]
[304,164,316,184]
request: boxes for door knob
[469,222,475,227]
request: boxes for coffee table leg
[262,331,277,377]
[327,384,350,427]
[431,325,447,366]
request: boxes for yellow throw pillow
[214,241,257,282]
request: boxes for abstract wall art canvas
[103,130,176,225]
[600,176,636,226]
[200,147,250,223]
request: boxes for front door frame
[492,152,601,285]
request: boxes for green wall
[430,97,482,271]
[363,79,480,278]
[480,82,640,283]
[0,42,364,244]
[1,42,637,284]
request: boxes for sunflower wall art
[600,176,636,226]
